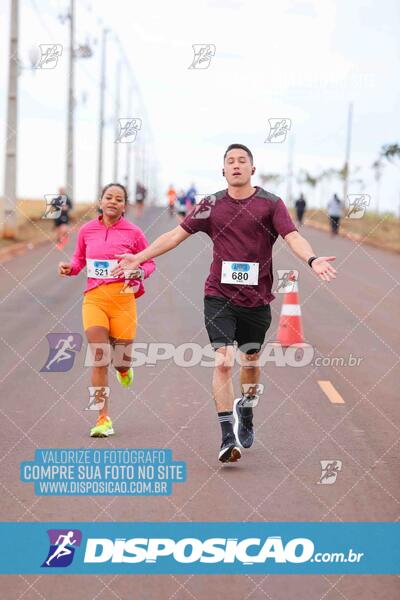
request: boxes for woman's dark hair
[101,183,128,203]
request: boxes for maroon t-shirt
[180,186,297,307]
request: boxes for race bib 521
[86,259,119,279]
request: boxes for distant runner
[175,189,187,222]
[327,193,343,236]
[295,193,307,225]
[167,184,177,217]
[185,183,197,214]
[134,181,147,218]
[53,186,73,249]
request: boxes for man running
[327,193,343,236]
[53,186,73,249]
[185,183,197,214]
[175,189,187,222]
[58,183,155,437]
[295,192,307,225]
[134,181,147,218]
[112,144,336,463]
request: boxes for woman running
[58,183,155,437]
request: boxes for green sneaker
[90,415,114,437]
[116,367,134,388]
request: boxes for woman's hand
[58,262,72,277]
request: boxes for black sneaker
[233,397,254,448]
[218,433,242,463]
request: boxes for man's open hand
[111,254,141,278]
[311,256,337,282]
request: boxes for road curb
[0,238,50,265]
[0,207,96,265]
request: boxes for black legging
[296,209,305,224]
[329,216,340,235]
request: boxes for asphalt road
[0,206,399,599]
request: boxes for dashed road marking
[318,380,345,404]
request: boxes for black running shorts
[204,295,272,354]
[54,214,70,227]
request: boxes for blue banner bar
[0,522,398,574]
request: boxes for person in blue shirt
[185,183,197,213]
[176,189,187,222]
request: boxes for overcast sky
[0,0,399,212]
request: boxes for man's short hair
[224,143,254,164]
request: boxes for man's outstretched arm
[284,230,337,282]
[112,225,191,277]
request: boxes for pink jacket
[69,215,155,298]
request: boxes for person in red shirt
[112,144,337,463]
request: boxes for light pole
[96,28,108,198]
[125,91,133,195]
[65,0,75,200]
[3,0,19,239]
[286,134,294,209]
[343,102,353,202]
[113,60,121,181]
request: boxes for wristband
[308,256,318,268]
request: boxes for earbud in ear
[251,167,255,174]
[222,169,225,176]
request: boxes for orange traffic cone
[276,278,305,347]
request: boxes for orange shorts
[82,282,137,340]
